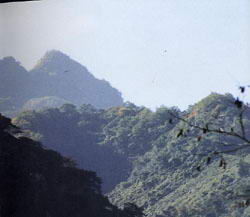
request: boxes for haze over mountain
[0,50,123,116]
[29,50,123,108]
[1,0,249,110]
[0,57,31,116]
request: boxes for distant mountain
[23,96,71,111]
[0,57,31,116]
[29,50,123,109]
[13,93,250,217]
[0,50,123,116]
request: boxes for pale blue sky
[0,0,249,110]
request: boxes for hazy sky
[0,0,249,110]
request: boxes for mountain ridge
[0,50,123,116]
[13,93,250,216]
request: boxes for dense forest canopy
[0,113,144,217]
[13,102,180,192]
[13,93,250,217]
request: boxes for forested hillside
[108,93,250,217]
[0,51,123,116]
[0,114,143,217]
[13,102,180,192]
[13,93,250,216]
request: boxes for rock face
[29,50,123,109]
[0,50,123,116]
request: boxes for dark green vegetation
[0,114,144,217]
[13,102,178,192]
[0,51,123,116]
[14,93,250,216]
[108,93,250,217]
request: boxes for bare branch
[169,111,250,144]
[238,107,247,139]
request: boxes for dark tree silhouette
[169,87,249,158]
[0,113,143,217]
[122,203,145,217]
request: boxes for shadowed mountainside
[0,113,143,217]
[0,50,123,116]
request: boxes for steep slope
[0,57,31,116]
[13,93,250,216]
[108,93,250,217]
[13,103,180,192]
[29,50,123,109]
[0,114,142,217]
[13,104,132,192]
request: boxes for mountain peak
[193,92,234,111]
[1,56,18,64]
[32,50,72,72]
[30,50,93,79]
[0,56,27,75]
[43,50,69,60]
[28,50,123,109]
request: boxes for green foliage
[22,96,70,111]
[12,93,250,216]
[0,113,144,217]
[122,203,145,217]
[108,94,250,217]
[14,102,180,192]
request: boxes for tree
[122,203,145,217]
[0,112,144,217]
[168,86,250,206]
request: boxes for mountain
[29,50,123,109]
[0,57,31,115]
[22,96,71,111]
[13,103,133,192]
[0,114,143,217]
[12,102,179,192]
[0,50,123,116]
[108,93,250,217]
[13,93,250,217]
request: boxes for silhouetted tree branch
[169,86,250,207]
[169,87,250,156]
